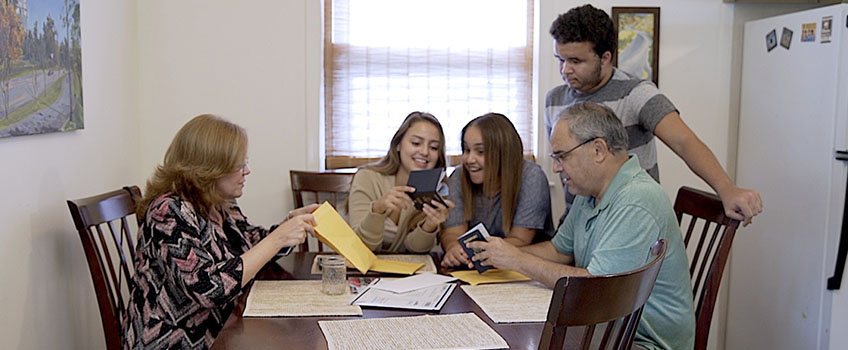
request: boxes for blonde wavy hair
[137,114,248,219]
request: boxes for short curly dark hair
[549,4,617,59]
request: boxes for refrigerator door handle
[828,150,848,290]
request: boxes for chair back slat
[673,186,740,350]
[689,221,711,275]
[67,186,141,350]
[598,320,615,349]
[120,216,136,261]
[106,218,135,312]
[539,239,668,350]
[289,170,354,252]
[684,219,697,246]
[579,324,595,350]
[93,224,123,314]
[693,224,721,296]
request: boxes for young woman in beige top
[348,112,455,253]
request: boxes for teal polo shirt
[552,156,695,350]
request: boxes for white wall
[136,0,322,227]
[0,1,138,349]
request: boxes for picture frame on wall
[611,7,660,87]
[0,0,84,139]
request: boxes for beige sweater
[348,168,439,253]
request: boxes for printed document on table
[350,278,456,311]
[461,281,552,323]
[372,273,457,293]
[243,280,362,317]
[319,313,508,350]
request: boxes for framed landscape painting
[0,0,82,138]
[612,7,660,87]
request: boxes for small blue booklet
[457,223,493,273]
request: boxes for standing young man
[545,4,762,225]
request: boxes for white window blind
[324,0,534,169]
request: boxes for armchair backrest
[67,186,141,350]
[673,186,740,350]
[539,239,667,350]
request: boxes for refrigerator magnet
[821,16,832,44]
[801,23,815,42]
[766,29,777,52]
[780,27,793,49]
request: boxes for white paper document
[349,278,456,311]
[461,281,552,323]
[371,273,457,293]
[319,312,508,350]
[243,280,362,317]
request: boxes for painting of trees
[0,0,83,138]
[0,1,24,118]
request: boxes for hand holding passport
[405,168,448,211]
[457,223,494,273]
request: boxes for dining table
[211,252,564,349]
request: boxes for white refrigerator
[731,4,848,349]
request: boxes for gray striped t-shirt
[544,68,677,182]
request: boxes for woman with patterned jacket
[122,114,317,349]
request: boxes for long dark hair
[460,113,524,233]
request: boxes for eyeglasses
[239,161,250,175]
[549,138,597,165]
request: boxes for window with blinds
[324,0,534,169]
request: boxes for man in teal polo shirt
[468,103,695,350]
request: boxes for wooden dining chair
[290,170,354,251]
[673,186,741,350]
[67,186,141,350]
[539,239,667,350]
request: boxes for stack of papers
[243,280,362,317]
[370,273,456,293]
[319,313,508,350]
[461,281,552,323]
[312,202,425,274]
[350,273,458,311]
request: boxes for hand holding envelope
[311,202,424,274]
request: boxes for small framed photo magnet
[780,27,793,49]
[766,29,777,52]
[801,23,815,42]
[822,16,832,44]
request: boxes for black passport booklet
[457,223,493,273]
[405,168,447,210]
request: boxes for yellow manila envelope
[370,259,424,275]
[450,269,531,286]
[312,202,423,275]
